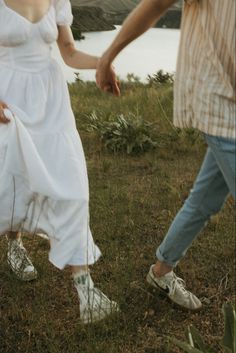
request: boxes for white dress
[0,0,101,269]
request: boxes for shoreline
[71,6,182,39]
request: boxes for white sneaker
[7,238,38,281]
[74,272,119,324]
[146,265,202,311]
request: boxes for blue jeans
[156,133,236,267]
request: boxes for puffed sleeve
[54,0,73,26]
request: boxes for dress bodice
[0,0,73,71]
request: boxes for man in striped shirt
[96,0,235,310]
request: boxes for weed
[169,302,236,353]
[85,111,158,155]
[147,70,174,86]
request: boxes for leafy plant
[85,111,158,155]
[222,302,236,352]
[126,73,141,83]
[147,70,174,86]
[74,72,83,83]
[71,25,85,40]
[169,302,236,353]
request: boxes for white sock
[73,272,95,312]
[73,271,94,289]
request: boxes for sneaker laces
[8,240,33,272]
[78,284,115,314]
[170,274,190,298]
[86,287,113,312]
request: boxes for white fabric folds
[0,0,101,269]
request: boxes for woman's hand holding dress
[0,101,11,124]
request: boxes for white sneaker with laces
[146,265,202,311]
[74,272,119,324]
[7,238,38,281]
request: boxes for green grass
[0,80,235,353]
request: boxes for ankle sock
[73,271,94,289]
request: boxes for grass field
[0,78,235,353]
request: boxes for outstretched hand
[96,59,120,97]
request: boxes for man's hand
[96,59,120,97]
[96,0,176,96]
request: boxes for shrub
[147,70,174,86]
[126,73,141,83]
[71,25,85,40]
[85,111,158,155]
[169,302,236,353]
[73,72,83,83]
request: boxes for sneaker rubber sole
[7,259,38,282]
[80,302,119,324]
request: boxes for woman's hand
[0,101,11,124]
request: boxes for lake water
[52,26,180,82]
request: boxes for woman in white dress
[0,0,118,323]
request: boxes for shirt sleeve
[54,0,73,26]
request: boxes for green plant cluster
[147,70,174,86]
[85,111,158,155]
[71,25,85,40]
[169,302,236,353]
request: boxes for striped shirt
[174,0,236,139]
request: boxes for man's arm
[96,0,177,95]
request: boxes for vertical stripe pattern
[174,0,236,138]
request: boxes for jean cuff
[156,248,177,268]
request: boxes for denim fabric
[156,134,236,267]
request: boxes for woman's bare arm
[57,26,98,69]
[57,25,119,93]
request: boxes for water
[52,26,180,82]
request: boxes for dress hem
[49,251,102,270]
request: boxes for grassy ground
[0,79,235,353]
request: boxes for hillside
[72,6,115,34]
[71,0,182,14]
[71,0,182,33]
[71,0,143,14]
